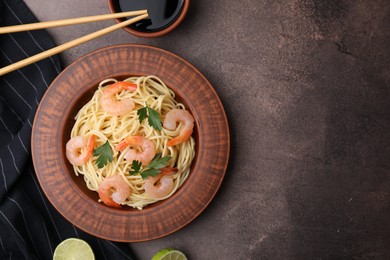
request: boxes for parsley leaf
[137,103,162,131]
[137,106,148,124]
[128,153,172,179]
[140,168,161,179]
[129,160,142,175]
[147,107,162,131]
[93,141,113,168]
[148,153,172,169]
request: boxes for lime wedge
[152,248,187,260]
[53,238,95,260]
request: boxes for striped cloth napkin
[0,0,136,259]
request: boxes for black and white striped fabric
[0,1,136,259]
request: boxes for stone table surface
[23,0,390,259]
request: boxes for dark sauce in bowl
[118,0,185,32]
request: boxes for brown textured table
[23,0,390,259]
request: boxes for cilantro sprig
[129,153,171,179]
[93,140,113,168]
[137,103,162,131]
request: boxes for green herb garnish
[137,103,162,131]
[129,153,171,179]
[140,168,162,179]
[128,160,142,175]
[93,141,113,168]
[147,153,172,169]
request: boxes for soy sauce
[117,0,184,32]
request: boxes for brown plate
[31,44,230,242]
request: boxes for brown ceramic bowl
[107,0,190,38]
[32,44,229,242]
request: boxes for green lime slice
[152,248,187,260]
[53,238,95,260]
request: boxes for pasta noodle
[68,75,195,210]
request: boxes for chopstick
[0,13,148,76]
[0,10,147,34]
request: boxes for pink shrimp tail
[167,129,193,146]
[105,81,137,93]
[121,82,137,91]
[151,167,178,183]
[160,167,178,175]
[115,136,141,151]
[80,134,95,161]
[115,140,129,151]
[102,197,122,208]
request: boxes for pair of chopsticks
[0,10,148,76]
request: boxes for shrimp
[65,135,95,166]
[163,109,194,146]
[100,81,137,116]
[98,175,131,208]
[144,168,178,198]
[116,136,156,165]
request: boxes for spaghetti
[66,75,195,210]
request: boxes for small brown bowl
[107,0,190,38]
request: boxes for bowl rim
[31,43,230,242]
[107,0,191,38]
